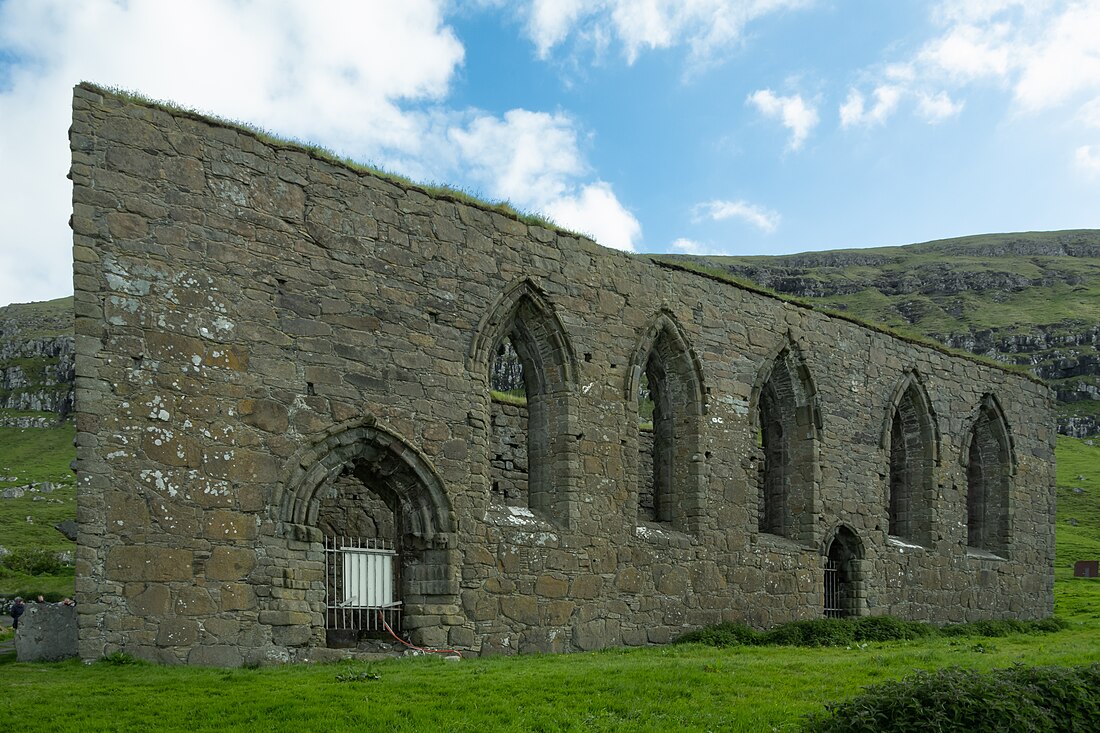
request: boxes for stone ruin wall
[70,84,1056,666]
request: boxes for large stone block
[218,583,258,611]
[15,604,78,662]
[187,645,243,668]
[106,546,193,582]
[203,510,258,540]
[126,583,172,616]
[205,546,257,580]
[156,618,199,647]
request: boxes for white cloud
[526,0,587,59]
[1075,144,1100,175]
[0,0,643,304]
[839,85,902,128]
[521,0,812,68]
[448,110,641,250]
[917,21,1013,82]
[1080,97,1100,128]
[916,90,964,123]
[544,183,641,251]
[747,89,818,150]
[693,199,780,233]
[0,0,466,304]
[850,2,1100,128]
[670,237,706,254]
[450,110,586,206]
[1012,3,1100,112]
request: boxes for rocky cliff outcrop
[677,230,1100,436]
[0,298,74,424]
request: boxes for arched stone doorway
[823,525,866,619]
[274,420,459,650]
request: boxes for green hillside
[662,229,1100,430]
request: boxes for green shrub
[803,664,1100,733]
[1031,616,1070,633]
[763,619,856,647]
[99,651,141,666]
[941,617,1067,638]
[677,615,1066,649]
[0,548,70,575]
[852,615,936,642]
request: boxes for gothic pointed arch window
[966,395,1014,557]
[629,311,706,533]
[473,280,578,525]
[755,340,819,544]
[884,373,938,546]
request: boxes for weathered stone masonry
[70,84,1056,666]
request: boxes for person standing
[10,597,25,630]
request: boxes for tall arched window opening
[629,312,705,533]
[966,396,1013,556]
[886,377,937,545]
[490,337,528,507]
[756,344,819,544]
[474,281,577,525]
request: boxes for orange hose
[379,611,463,658]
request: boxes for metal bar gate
[324,536,402,633]
[823,559,842,619]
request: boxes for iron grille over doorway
[823,559,842,618]
[324,535,402,633]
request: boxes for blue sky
[2,1,1099,306]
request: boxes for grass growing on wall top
[648,256,1040,382]
[81,83,576,237]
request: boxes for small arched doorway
[823,525,865,618]
[275,421,458,650]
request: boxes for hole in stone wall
[824,526,865,619]
[637,370,657,522]
[307,382,316,396]
[584,353,592,362]
[888,383,934,545]
[757,348,817,543]
[633,320,704,532]
[967,400,1011,556]
[490,336,529,507]
[481,289,574,522]
[317,466,403,641]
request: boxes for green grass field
[0,621,1098,732]
[0,420,76,553]
[1,428,1098,731]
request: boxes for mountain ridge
[662,229,1100,435]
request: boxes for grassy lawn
[0,431,1098,730]
[1,618,1099,732]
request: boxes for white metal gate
[324,536,402,633]
[823,559,842,618]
